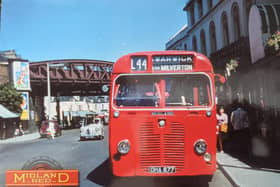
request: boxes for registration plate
[149,166,176,173]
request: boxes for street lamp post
[47,63,51,120]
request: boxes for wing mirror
[215,74,226,84]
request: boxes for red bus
[109,51,222,177]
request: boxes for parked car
[80,117,104,141]
[40,120,62,138]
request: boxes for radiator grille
[163,122,185,172]
[138,121,185,173]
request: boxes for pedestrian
[19,124,24,136]
[258,99,268,138]
[230,104,250,154]
[216,106,228,153]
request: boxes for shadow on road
[87,159,113,186]
[87,159,212,187]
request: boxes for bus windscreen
[114,74,211,108]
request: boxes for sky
[0,0,187,62]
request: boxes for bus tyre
[22,156,63,170]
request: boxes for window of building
[265,5,278,34]
[192,36,197,51]
[184,43,188,50]
[198,0,203,18]
[246,0,254,17]
[275,5,280,24]
[221,12,230,46]
[208,0,213,10]
[190,5,195,25]
[258,5,268,33]
[232,3,241,41]
[209,21,217,53]
[200,30,207,55]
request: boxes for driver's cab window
[115,76,160,107]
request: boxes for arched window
[200,30,207,55]
[190,5,195,25]
[192,36,197,51]
[184,43,188,50]
[221,12,230,46]
[246,0,254,18]
[209,21,217,53]
[198,0,203,18]
[208,0,213,10]
[232,3,241,40]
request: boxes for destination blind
[152,55,193,71]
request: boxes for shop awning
[0,104,19,119]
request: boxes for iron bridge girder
[29,59,113,96]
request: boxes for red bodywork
[109,51,218,176]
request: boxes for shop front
[0,104,19,139]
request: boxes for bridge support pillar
[33,95,45,124]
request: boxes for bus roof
[113,51,213,74]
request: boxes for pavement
[217,152,280,187]
[0,132,40,144]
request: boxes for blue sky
[0,0,187,62]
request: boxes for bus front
[109,51,217,177]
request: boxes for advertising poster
[20,92,29,120]
[0,1,280,187]
[12,61,31,91]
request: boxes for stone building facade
[166,0,280,138]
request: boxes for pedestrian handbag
[220,123,228,133]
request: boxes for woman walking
[216,107,228,153]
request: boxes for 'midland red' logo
[6,170,79,186]
[6,156,79,186]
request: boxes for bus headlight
[117,139,130,154]
[194,139,207,155]
[113,111,120,118]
